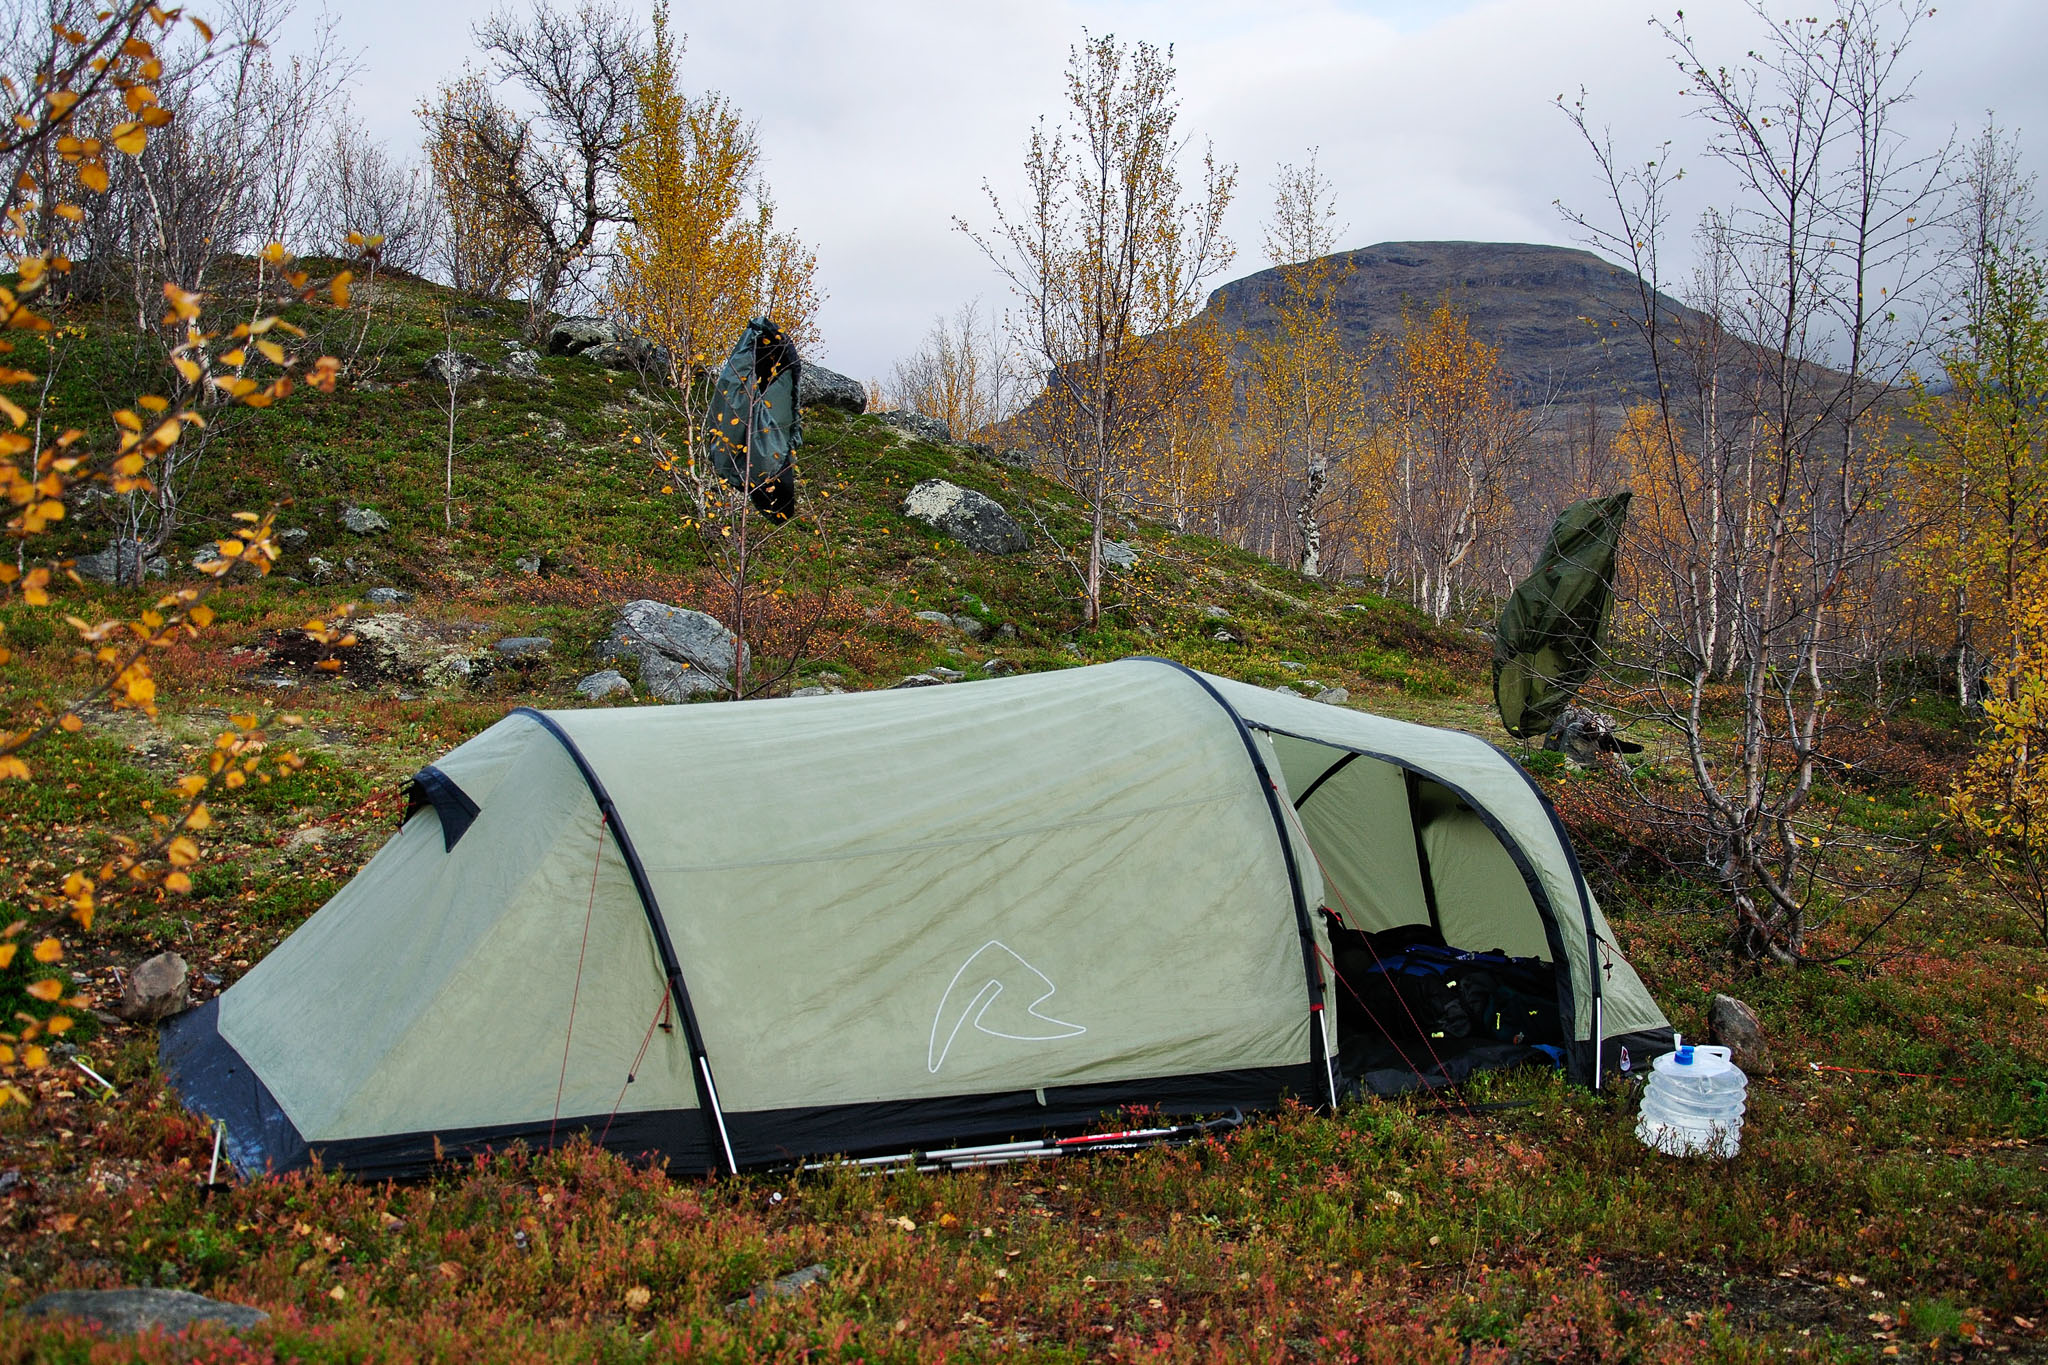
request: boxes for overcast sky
[291,0,2048,382]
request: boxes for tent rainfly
[162,659,1671,1179]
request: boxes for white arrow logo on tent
[928,941,1086,1074]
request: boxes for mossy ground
[0,275,2043,1362]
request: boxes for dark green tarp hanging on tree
[702,316,801,520]
[1493,491,1632,738]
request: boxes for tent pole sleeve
[1403,771,1444,937]
[1126,658,1339,1110]
[512,708,740,1174]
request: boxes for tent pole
[697,1060,740,1171]
[1593,996,1604,1092]
[513,708,741,1175]
[1128,659,1335,1109]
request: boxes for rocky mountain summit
[1200,241,1700,406]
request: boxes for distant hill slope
[1200,240,1699,406]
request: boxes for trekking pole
[800,1111,1244,1175]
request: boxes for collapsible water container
[1635,1037,1747,1158]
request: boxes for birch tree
[1562,0,1952,963]
[964,33,1234,625]
[1241,151,1371,579]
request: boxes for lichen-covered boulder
[901,479,1029,555]
[601,600,745,701]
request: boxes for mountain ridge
[1200,239,1699,406]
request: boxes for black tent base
[162,1001,1672,1182]
[159,1003,1323,1181]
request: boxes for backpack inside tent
[162,659,1671,1178]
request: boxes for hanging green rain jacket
[1492,491,1632,738]
[702,317,801,520]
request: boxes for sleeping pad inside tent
[161,658,1671,1178]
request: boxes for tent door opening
[1268,735,1570,1096]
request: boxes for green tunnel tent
[161,660,1671,1179]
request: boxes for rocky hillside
[1200,240,1699,405]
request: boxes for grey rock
[22,1288,269,1335]
[981,658,1016,676]
[364,587,411,605]
[951,614,987,641]
[1543,706,1644,767]
[547,315,619,355]
[1202,605,1231,620]
[515,554,543,576]
[635,655,715,701]
[929,666,965,682]
[1707,993,1772,1075]
[891,673,947,688]
[190,544,222,570]
[306,555,338,584]
[421,654,478,690]
[575,669,632,700]
[901,479,1029,555]
[730,1263,828,1311]
[1315,687,1351,706]
[347,614,485,690]
[495,636,552,660]
[1100,540,1138,571]
[602,600,744,701]
[795,360,866,414]
[341,506,390,535]
[997,623,1018,640]
[1278,661,1307,672]
[277,527,310,550]
[112,951,189,1023]
[789,684,845,697]
[875,409,951,443]
[501,345,545,381]
[74,539,167,584]
[914,610,956,628]
[424,350,486,387]
[343,556,377,580]
[583,338,656,372]
[1211,629,1241,644]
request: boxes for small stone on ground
[22,1289,269,1335]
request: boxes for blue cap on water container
[1676,1045,1696,1065]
